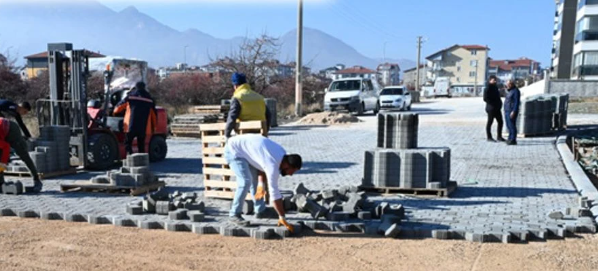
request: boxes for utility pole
[415,36,424,92]
[474,60,478,96]
[184,45,189,72]
[295,0,303,117]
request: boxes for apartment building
[425,44,490,94]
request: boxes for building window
[573,51,598,76]
[470,60,478,67]
[457,66,461,71]
[471,50,477,55]
[579,0,598,10]
[575,16,598,43]
[469,71,476,77]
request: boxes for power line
[333,0,410,41]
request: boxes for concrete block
[256,207,279,219]
[126,204,143,215]
[357,211,372,220]
[192,223,220,235]
[528,228,547,240]
[465,232,488,243]
[220,226,244,237]
[139,220,164,230]
[298,197,329,219]
[142,199,156,213]
[251,228,275,240]
[378,215,401,235]
[364,222,381,235]
[449,229,467,240]
[64,213,88,222]
[40,211,63,220]
[385,224,401,238]
[127,153,149,167]
[343,193,364,213]
[283,195,297,211]
[548,211,564,220]
[243,200,254,215]
[168,209,188,220]
[432,229,450,240]
[375,202,390,218]
[185,200,205,212]
[2,181,23,195]
[315,221,338,231]
[166,221,192,232]
[17,210,39,218]
[336,222,365,233]
[181,192,197,201]
[294,183,310,195]
[156,201,175,215]
[386,204,405,218]
[113,217,137,227]
[188,211,205,222]
[91,176,110,184]
[273,227,291,239]
[509,230,528,242]
[326,211,351,221]
[88,215,111,224]
[321,189,337,200]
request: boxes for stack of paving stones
[363,112,451,190]
[286,182,405,238]
[125,188,207,221]
[8,126,71,174]
[264,98,278,128]
[90,153,158,187]
[516,93,569,136]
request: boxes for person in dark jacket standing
[483,76,505,142]
[0,100,32,139]
[113,81,157,154]
[504,80,521,145]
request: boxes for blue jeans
[224,145,266,217]
[505,112,517,142]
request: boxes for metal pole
[415,36,422,92]
[184,45,188,72]
[474,60,478,96]
[295,0,303,117]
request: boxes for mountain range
[0,0,415,71]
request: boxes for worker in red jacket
[113,82,157,154]
[0,117,42,193]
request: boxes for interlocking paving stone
[0,99,591,241]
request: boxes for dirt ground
[1,218,598,271]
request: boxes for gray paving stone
[40,211,63,220]
[139,220,164,230]
[113,217,137,227]
[88,215,112,225]
[65,213,88,223]
[192,223,220,235]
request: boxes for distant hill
[0,0,414,71]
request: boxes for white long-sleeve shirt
[227,134,286,202]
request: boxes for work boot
[32,180,43,193]
[486,138,496,142]
[497,137,506,142]
[506,140,518,146]
[229,214,250,226]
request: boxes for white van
[433,77,452,98]
[324,77,380,115]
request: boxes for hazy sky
[99,0,554,65]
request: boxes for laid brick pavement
[0,98,592,241]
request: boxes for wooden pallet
[188,105,230,114]
[60,181,166,196]
[4,167,78,180]
[200,121,267,200]
[360,181,457,197]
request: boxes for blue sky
[98,0,555,66]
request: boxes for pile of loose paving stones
[89,154,159,186]
[8,125,71,174]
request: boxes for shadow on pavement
[449,186,578,199]
[298,161,357,174]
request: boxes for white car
[379,86,412,111]
[324,77,380,115]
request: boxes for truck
[432,77,451,98]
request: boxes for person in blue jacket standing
[504,80,521,145]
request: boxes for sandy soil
[1,217,598,271]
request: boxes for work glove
[255,182,267,201]
[277,217,294,234]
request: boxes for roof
[489,58,539,71]
[335,65,376,74]
[426,44,490,59]
[25,50,105,59]
[377,63,400,70]
[403,64,426,73]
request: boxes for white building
[376,63,401,86]
[334,65,377,80]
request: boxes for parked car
[324,77,379,115]
[379,86,412,111]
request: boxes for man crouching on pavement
[225,134,302,233]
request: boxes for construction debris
[297,111,361,125]
[127,187,206,223]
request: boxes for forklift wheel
[87,133,118,170]
[149,136,167,162]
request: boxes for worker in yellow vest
[225,72,272,210]
[225,72,271,138]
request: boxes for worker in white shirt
[224,134,302,233]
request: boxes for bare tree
[210,34,281,92]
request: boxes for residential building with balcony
[572,0,598,79]
[376,63,401,86]
[488,58,542,83]
[425,44,490,94]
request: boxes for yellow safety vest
[233,83,266,122]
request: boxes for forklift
[37,43,168,170]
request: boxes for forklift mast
[39,43,90,168]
